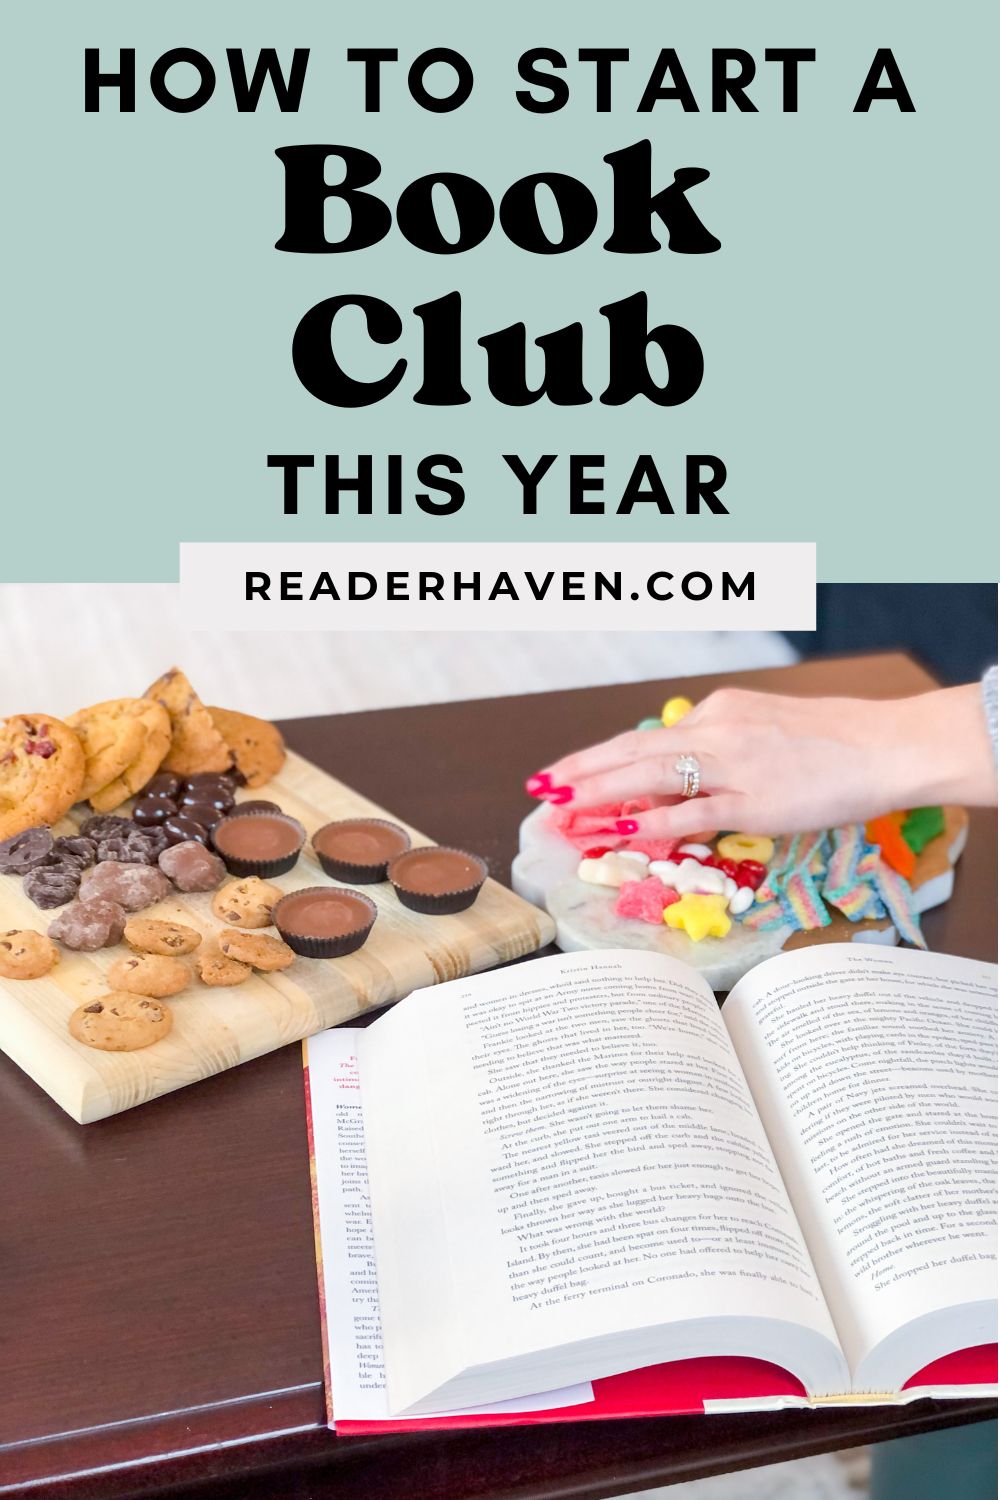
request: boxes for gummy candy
[549,799,653,851]
[901,806,945,857]
[636,717,662,731]
[664,892,731,942]
[661,696,694,727]
[578,852,647,888]
[716,834,775,866]
[615,876,680,924]
[864,816,916,880]
[622,836,682,862]
[734,860,767,891]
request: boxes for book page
[306,1026,594,1424]
[359,950,847,1414]
[724,944,998,1389]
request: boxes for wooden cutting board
[0,751,556,1123]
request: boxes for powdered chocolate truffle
[312,818,410,883]
[387,846,487,915]
[159,840,226,893]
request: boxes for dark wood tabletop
[1,652,995,1499]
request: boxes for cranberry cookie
[0,714,85,841]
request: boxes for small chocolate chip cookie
[217,928,295,972]
[107,953,190,998]
[0,929,59,980]
[124,917,203,956]
[197,951,253,987]
[211,877,282,929]
[69,993,173,1051]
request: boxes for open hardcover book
[304,944,998,1434]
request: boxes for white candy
[729,885,754,916]
[723,876,738,900]
[678,843,713,860]
[577,853,643,888]
[617,850,650,867]
[649,859,679,882]
[672,858,727,895]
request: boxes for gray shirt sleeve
[982,666,998,761]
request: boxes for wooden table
[1,653,995,1499]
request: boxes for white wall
[0,584,796,720]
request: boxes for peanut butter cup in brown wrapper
[386,846,487,915]
[312,817,411,884]
[273,886,377,958]
[211,811,305,878]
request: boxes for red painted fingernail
[615,819,639,834]
[525,773,552,797]
[546,784,574,805]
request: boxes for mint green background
[4,1,996,581]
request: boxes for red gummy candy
[615,876,680,925]
[549,799,654,851]
[735,860,767,890]
[622,837,682,862]
[582,846,613,860]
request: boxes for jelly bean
[678,842,712,861]
[663,892,731,941]
[661,696,694,727]
[716,833,775,866]
[729,886,754,917]
[636,717,663,731]
[735,860,767,890]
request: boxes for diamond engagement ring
[674,753,701,799]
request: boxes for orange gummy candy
[865,816,916,880]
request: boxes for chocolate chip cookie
[124,917,203,956]
[0,929,59,980]
[107,953,190,998]
[217,928,295,972]
[69,993,173,1051]
[211,877,282,928]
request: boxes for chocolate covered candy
[163,814,209,846]
[133,796,176,827]
[141,772,182,802]
[49,898,127,952]
[0,826,54,875]
[158,840,226,893]
[80,861,171,912]
[24,862,81,909]
[49,836,97,871]
[97,827,168,865]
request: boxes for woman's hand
[535,683,997,841]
